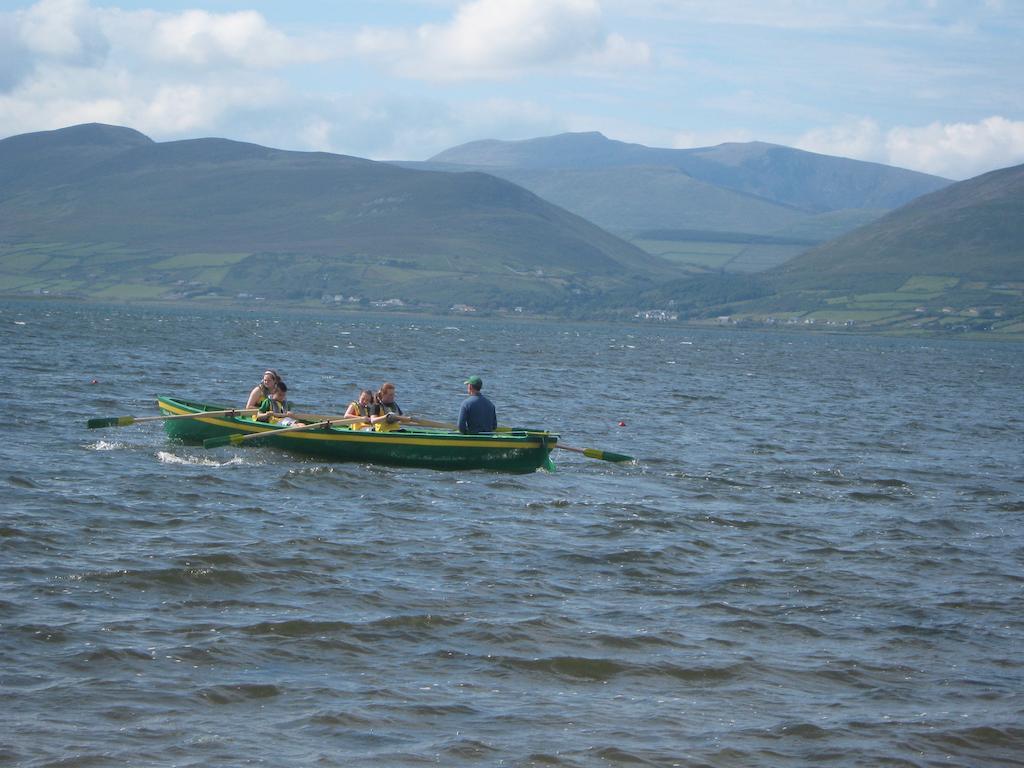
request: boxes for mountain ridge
[414,131,953,275]
[428,130,951,213]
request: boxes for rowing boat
[157,396,558,473]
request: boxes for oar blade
[582,447,634,463]
[86,415,135,429]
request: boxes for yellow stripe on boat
[156,395,556,472]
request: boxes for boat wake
[85,440,126,451]
[155,451,248,467]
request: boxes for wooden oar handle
[408,417,458,430]
[144,407,259,423]
[232,415,370,443]
[408,417,549,434]
[554,444,585,455]
[291,412,366,422]
[87,407,260,428]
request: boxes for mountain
[634,162,1024,336]
[0,122,153,191]
[0,124,671,309]
[429,132,950,213]
[416,132,952,275]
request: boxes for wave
[196,683,282,704]
[63,565,252,587]
[847,490,904,502]
[924,724,1024,750]
[238,613,462,640]
[473,653,747,683]
[765,721,833,739]
[155,451,248,467]
[240,618,356,637]
[67,646,155,667]
[895,724,1024,764]
[6,623,70,643]
[85,440,126,451]
[437,737,500,759]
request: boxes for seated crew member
[344,389,376,431]
[256,381,298,425]
[371,382,412,432]
[458,375,497,434]
[246,369,282,409]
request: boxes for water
[2,299,1022,767]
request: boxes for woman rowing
[371,382,412,432]
[344,389,376,431]
[246,369,282,409]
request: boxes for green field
[805,309,908,322]
[93,283,173,299]
[151,252,252,269]
[898,275,958,292]
[631,238,807,273]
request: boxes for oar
[288,411,364,422]
[406,417,634,464]
[87,407,258,429]
[407,416,458,430]
[202,417,367,449]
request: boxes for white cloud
[796,119,886,162]
[0,58,289,138]
[797,116,1024,179]
[139,79,287,134]
[356,0,649,80]
[16,0,107,64]
[147,9,319,69]
[581,31,650,71]
[283,96,564,161]
[0,0,326,141]
[885,117,1024,179]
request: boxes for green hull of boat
[157,397,557,473]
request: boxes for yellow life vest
[348,402,373,431]
[373,402,403,432]
[258,397,291,424]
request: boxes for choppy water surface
[2,299,1022,767]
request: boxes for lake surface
[2,299,1022,767]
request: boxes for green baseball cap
[464,375,483,388]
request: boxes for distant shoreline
[3,293,1022,343]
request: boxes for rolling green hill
[0,124,673,309]
[775,162,1024,288]
[634,163,1024,336]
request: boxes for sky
[1,0,1022,179]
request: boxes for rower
[371,382,412,432]
[344,389,375,431]
[255,381,298,425]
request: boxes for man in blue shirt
[458,375,497,434]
